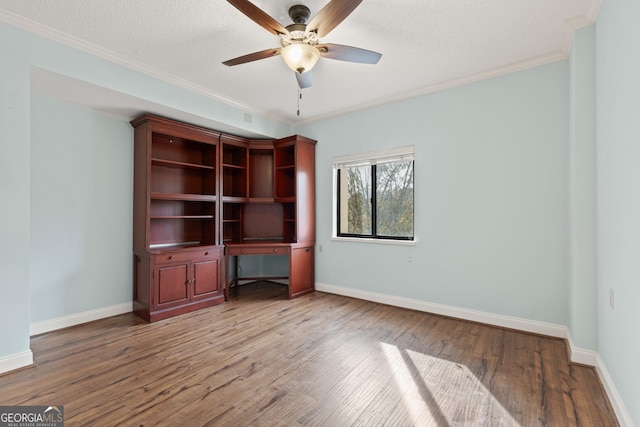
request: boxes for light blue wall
[596,1,640,424]
[295,61,570,325]
[0,30,31,357]
[29,96,133,322]
[24,36,290,139]
[0,20,289,363]
[234,255,289,281]
[568,25,597,351]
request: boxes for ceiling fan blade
[306,0,363,38]
[227,0,290,36]
[296,71,313,89]
[317,43,381,64]
[222,48,281,66]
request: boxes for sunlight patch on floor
[381,343,520,426]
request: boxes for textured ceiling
[0,0,599,125]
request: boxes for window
[334,146,414,242]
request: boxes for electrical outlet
[609,288,615,309]
[319,244,323,253]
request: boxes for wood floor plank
[0,282,619,426]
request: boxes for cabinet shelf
[152,158,214,170]
[151,192,217,202]
[275,144,295,168]
[276,165,295,170]
[151,215,214,219]
[275,196,295,203]
[148,242,206,252]
[222,163,247,170]
[222,196,249,203]
[247,197,275,203]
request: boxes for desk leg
[232,255,238,297]
[225,254,239,300]
[224,253,238,300]
[224,252,229,301]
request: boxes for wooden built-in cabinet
[275,135,316,244]
[220,135,316,245]
[132,114,316,321]
[222,135,316,299]
[132,115,224,322]
[135,246,223,322]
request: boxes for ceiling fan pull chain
[297,86,302,116]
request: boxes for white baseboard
[0,350,33,375]
[595,355,635,427]
[566,330,599,366]
[316,282,567,339]
[30,302,133,336]
[2,304,131,375]
[316,283,604,366]
[316,282,634,426]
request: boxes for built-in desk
[224,241,315,300]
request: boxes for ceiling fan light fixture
[281,43,320,73]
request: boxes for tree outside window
[336,147,414,241]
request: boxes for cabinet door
[289,245,314,298]
[191,258,221,301]
[155,263,189,309]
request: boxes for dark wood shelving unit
[132,115,224,322]
[132,114,316,321]
[221,136,248,200]
[224,135,316,299]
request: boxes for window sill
[331,236,416,246]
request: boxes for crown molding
[561,2,601,56]
[0,9,290,127]
[586,0,603,22]
[294,51,567,127]
[1,6,602,130]
[297,6,600,128]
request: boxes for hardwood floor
[1,282,618,426]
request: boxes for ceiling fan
[222,0,382,89]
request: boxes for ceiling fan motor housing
[289,5,311,24]
[283,5,317,46]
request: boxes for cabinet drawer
[227,246,290,256]
[154,247,220,265]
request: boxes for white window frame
[332,145,416,245]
